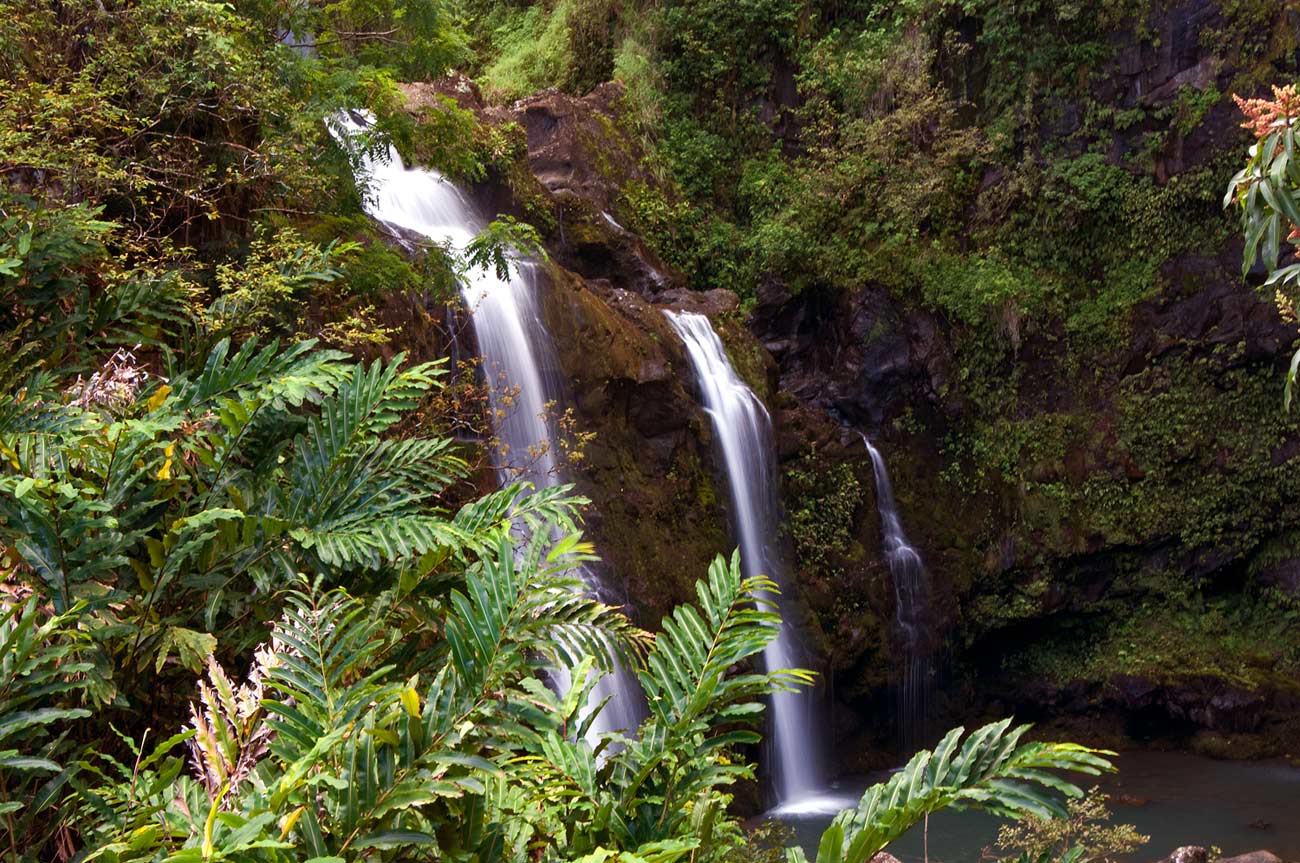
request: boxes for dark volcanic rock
[1127,253,1297,376]
[1111,674,1267,733]
[752,280,947,426]
[499,83,641,212]
[495,84,683,298]
[1256,559,1300,598]
[1218,853,1283,863]
[534,263,732,621]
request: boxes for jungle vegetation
[0,0,1296,859]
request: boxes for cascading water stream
[859,434,931,754]
[665,311,843,812]
[333,111,641,738]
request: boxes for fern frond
[600,552,812,849]
[638,551,802,730]
[0,372,89,477]
[70,728,201,858]
[801,720,1114,863]
[263,586,399,762]
[167,338,350,413]
[274,357,461,572]
[0,598,93,841]
[83,273,194,351]
[289,355,440,477]
[446,531,644,695]
[0,474,144,611]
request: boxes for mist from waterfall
[859,434,931,754]
[333,111,642,739]
[665,311,843,812]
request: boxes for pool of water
[776,751,1300,862]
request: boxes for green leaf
[155,626,218,674]
[353,830,437,849]
[0,755,62,771]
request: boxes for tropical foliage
[995,789,1149,863]
[788,721,1112,863]
[2,533,1113,859]
[1,0,1180,859]
[0,172,1113,857]
[1226,83,1300,403]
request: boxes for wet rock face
[1127,252,1299,376]
[391,80,734,625]
[1081,0,1297,177]
[751,278,948,427]
[500,83,642,213]
[1111,674,1268,734]
[535,263,731,623]
[493,84,683,299]
[392,77,750,622]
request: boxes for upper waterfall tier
[334,110,642,738]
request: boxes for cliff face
[398,0,1300,765]
[746,0,1300,755]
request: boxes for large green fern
[0,337,588,690]
[790,721,1114,863]
[0,598,93,856]
[491,552,813,860]
[69,524,645,860]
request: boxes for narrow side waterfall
[860,435,932,753]
[664,311,831,810]
[334,112,641,738]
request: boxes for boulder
[1217,853,1283,863]
[397,74,484,112]
[1158,847,1208,863]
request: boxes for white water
[860,435,931,753]
[333,111,641,740]
[665,311,844,812]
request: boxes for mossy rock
[533,261,732,621]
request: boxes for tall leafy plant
[790,721,1113,863]
[69,527,645,861]
[63,549,1114,863]
[0,336,584,704]
[1225,84,1300,403]
[0,598,93,858]
[489,553,811,861]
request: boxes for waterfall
[665,311,838,812]
[333,111,641,739]
[859,435,931,753]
